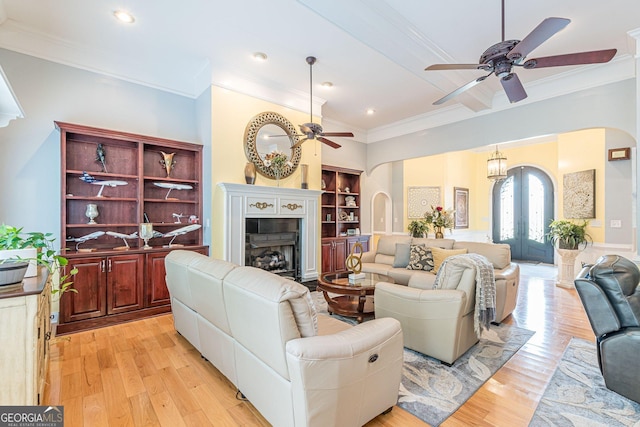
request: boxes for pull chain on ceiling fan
[425,0,617,104]
[290,56,354,149]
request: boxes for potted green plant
[408,219,429,238]
[0,224,77,294]
[0,224,35,285]
[546,219,592,250]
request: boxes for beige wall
[557,129,605,242]
[209,86,323,259]
[402,129,608,243]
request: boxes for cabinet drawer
[246,197,277,215]
[279,199,305,215]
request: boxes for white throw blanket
[434,253,496,336]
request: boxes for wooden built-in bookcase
[321,165,369,274]
[56,121,208,334]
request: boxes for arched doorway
[492,166,554,264]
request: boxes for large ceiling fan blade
[291,137,309,150]
[500,73,527,103]
[507,17,570,61]
[524,49,617,69]
[426,64,491,71]
[318,137,341,149]
[321,132,354,137]
[432,73,491,105]
[299,124,313,135]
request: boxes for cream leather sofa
[361,235,520,323]
[164,250,404,427]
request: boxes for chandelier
[487,146,507,181]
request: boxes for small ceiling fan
[425,0,617,105]
[289,56,354,149]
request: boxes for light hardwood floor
[43,263,595,426]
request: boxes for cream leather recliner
[374,260,478,365]
[165,250,404,427]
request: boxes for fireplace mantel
[218,183,322,281]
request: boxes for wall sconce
[487,146,507,181]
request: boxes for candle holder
[140,223,154,249]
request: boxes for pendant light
[487,146,507,181]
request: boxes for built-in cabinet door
[321,238,348,274]
[146,251,170,307]
[334,239,347,272]
[145,248,209,307]
[61,257,106,323]
[321,240,335,274]
[107,254,144,315]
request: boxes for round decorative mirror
[244,112,301,179]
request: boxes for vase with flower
[424,205,455,238]
[263,150,293,187]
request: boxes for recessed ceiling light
[366,108,376,115]
[321,82,333,88]
[113,10,135,24]
[253,52,268,62]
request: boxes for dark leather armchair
[574,254,640,403]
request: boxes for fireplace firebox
[245,218,300,279]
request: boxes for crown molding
[0,19,199,97]
[210,74,325,119]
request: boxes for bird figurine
[159,151,176,177]
[96,143,107,172]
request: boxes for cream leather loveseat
[361,235,520,323]
[164,250,404,427]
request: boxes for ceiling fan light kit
[289,56,354,150]
[425,1,616,105]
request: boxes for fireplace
[218,183,322,282]
[245,218,300,279]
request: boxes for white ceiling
[0,0,638,143]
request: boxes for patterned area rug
[530,338,640,426]
[311,291,534,426]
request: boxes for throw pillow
[431,247,468,273]
[393,243,411,267]
[407,244,434,271]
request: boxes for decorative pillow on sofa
[407,244,434,271]
[431,247,468,273]
[393,243,411,267]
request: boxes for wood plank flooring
[43,262,595,426]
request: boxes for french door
[492,166,554,263]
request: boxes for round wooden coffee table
[317,272,394,323]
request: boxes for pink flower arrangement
[424,205,454,231]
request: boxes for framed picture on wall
[407,186,441,218]
[454,187,469,229]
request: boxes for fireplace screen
[245,218,299,279]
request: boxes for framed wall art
[407,186,440,218]
[563,169,595,219]
[453,187,469,229]
[608,147,630,161]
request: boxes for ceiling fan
[289,56,354,149]
[425,0,617,105]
